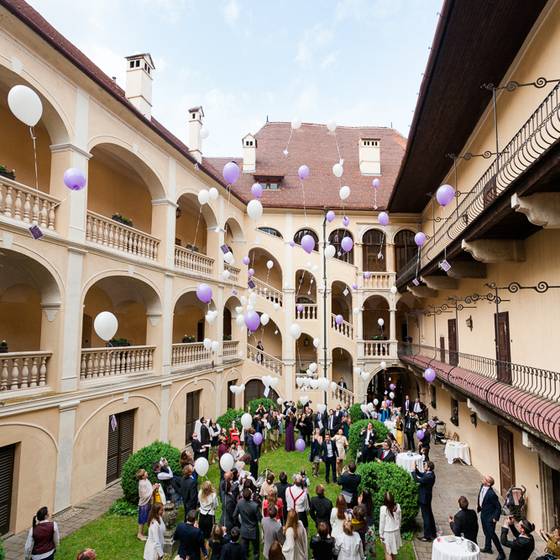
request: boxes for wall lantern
[465,315,473,331]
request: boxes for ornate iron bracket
[482,77,560,92]
[486,281,560,295]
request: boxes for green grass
[56,447,415,560]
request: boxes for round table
[432,536,480,560]
[445,441,472,465]
[396,452,424,472]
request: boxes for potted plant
[223,334,232,341]
[0,340,8,353]
[109,337,132,347]
[111,213,134,227]
[0,165,15,180]
[182,335,196,343]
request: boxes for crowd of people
[22,395,558,560]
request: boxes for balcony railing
[0,177,58,230]
[253,277,283,306]
[175,246,214,277]
[398,81,560,285]
[223,340,240,361]
[362,272,395,290]
[331,314,354,338]
[80,346,155,381]
[247,344,283,375]
[171,342,212,369]
[225,263,240,283]
[86,211,159,261]
[295,303,318,320]
[362,339,396,358]
[400,343,560,403]
[0,351,51,392]
[331,385,355,407]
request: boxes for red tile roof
[205,122,406,210]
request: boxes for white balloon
[318,377,330,391]
[309,362,318,373]
[310,379,319,389]
[219,453,234,471]
[377,318,385,327]
[235,306,243,314]
[277,397,284,405]
[273,302,280,311]
[291,117,302,130]
[249,292,257,305]
[325,245,336,259]
[380,361,387,370]
[389,391,395,399]
[390,285,398,295]
[296,377,303,387]
[373,398,379,406]
[299,395,309,405]
[339,185,350,200]
[229,384,238,393]
[260,313,270,326]
[235,314,245,326]
[269,377,279,387]
[194,457,209,476]
[211,340,220,352]
[206,311,217,323]
[330,381,338,391]
[7,85,43,127]
[241,413,252,429]
[317,403,327,414]
[289,323,302,339]
[200,127,210,140]
[332,163,344,178]
[360,404,367,414]
[367,402,375,411]
[246,304,254,312]
[203,338,212,350]
[93,311,118,342]
[197,189,210,205]
[221,270,231,280]
[266,259,274,270]
[327,121,337,133]
[353,307,360,315]
[247,199,263,221]
[262,375,271,387]
[313,337,320,348]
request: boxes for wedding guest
[220,527,243,560]
[137,469,156,540]
[331,495,348,541]
[334,428,348,477]
[448,496,478,543]
[282,510,308,560]
[198,480,218,540]
[263,487,284,522]
[143,503,165,560]
[501,518,535,560]
[263,504,284,560]
[335,520,364,560]
[209,525,228,560]
[379,492,402,560]
[310,521,336,560]
[24,506,60,560]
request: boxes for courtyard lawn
[56,447,415,560]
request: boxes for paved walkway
[2,483,122,560]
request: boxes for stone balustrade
[80,346,155,380]
[0,351,51,391]
[175,245,214,277]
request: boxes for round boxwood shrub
[0,539,5,560]
[121,441,181,505]
[348,403,364,423]
[248,397,277,415]
[358,461,419,528]
[217,408,244,431]
[348,419,389,461]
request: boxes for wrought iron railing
[399,343,560,403]
[398,81,560,285]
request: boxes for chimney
[358,137,381,175]
[187,106,204,163]
[242,133,257,173]
[125,53,155,119]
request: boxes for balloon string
[29,126,39,191]
[284,128,293,156]
[300,180,307,221]
[193,208,202,248]
[373,190,378,210]
[334,131,342,163]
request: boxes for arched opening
[175,193,217,254]
[294,228,319,252]
[395,230,416,274]
[258,226,282,239]
[225,217,244,256]
[248,248,282,291]
[88,143,164,235]
[362,228,386,271]
[173,291,216,344]
[363,295,389,340]
[295,332,317,374]
[396,299,412,343]
[244,379,279,408]
[367,367,406,404]
[332,347,353,391]
[246,316,282,376]
[224,296,243,342]
[329,229,353,264]
[331,281,352,322]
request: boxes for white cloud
[223,0,240,25]
[295,23,334,67]
[321,52,337,69]
[335,0,403,23]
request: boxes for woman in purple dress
[285,412,296,451]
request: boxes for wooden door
[0,445,15,535]
[196,319,204,342]
[185,390,201,444]
[227,380,237,410]
[498,426,515,496]
[552,467,560,528]
[243,380,278,408]
[494,312,512,384]
[81,314,93,348]
[448,319,458,366]
[106,410,135,484]
[439,336,445,362]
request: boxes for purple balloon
[386,399,392,407]
[342,216,350,227]
[248,268,255,277]
[424,367,436,383]
[63,167,87,191]
[335,314,343,325]
[372,178,381,189]
[416,429,425,441]
[295,438,306,452]
[341,236,353,253]
[242,256,250,265]
[223,161,240,184]
[301,234,315,254]
[253,432,263,446]
[326,210,336,223]
[351,283,358,290]
[389,383,396,391]
[298,165,310,180]
[296,304,304,313]
[289,240,296,248]
[251,182,263,199]
[414,232,427,247]
[244,310,260,332]
[196,283,213,304]
[363,271,372,279]
[378,211,389,226]
[436,184,455,207]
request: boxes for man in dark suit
[220,527,244,560]
[478,475,505,559]
[246,428,260,479]
[376,440,396,463]
[337,462,361,507]
[173,509,207,560]
[404,412,418,451]
[310,484,333,526]
[403,394,411,414]
[413,461,437,541]
[449,495,478,543]
[177,464,198,520]
[233,487,262,560]
[321,433,338,483]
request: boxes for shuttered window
[185,391,201,445]
[106,410,135,484]
[0,444,15,535]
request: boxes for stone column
[151,199,177,268]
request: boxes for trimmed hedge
[121,441,181,505]
[0,539,4,560]
[358,461,419,528]
[348,419,389,461]
[348,403,364,423]
[248,398,277,415]
[217,408,244,431]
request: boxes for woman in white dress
[333,428,348,477]
[143,503,166,560]
[335,520,364,560]
[330,494,349,540]
[379,492,402,560]
[282,509,308,560]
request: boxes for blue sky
[28,0,442,156]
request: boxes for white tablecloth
[396,452,424,472]
[445,441,472,465]
[432,536,479,560]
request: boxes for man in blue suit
[413,461,437,541]
[477,475,505,559]
[174,509,208,560]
